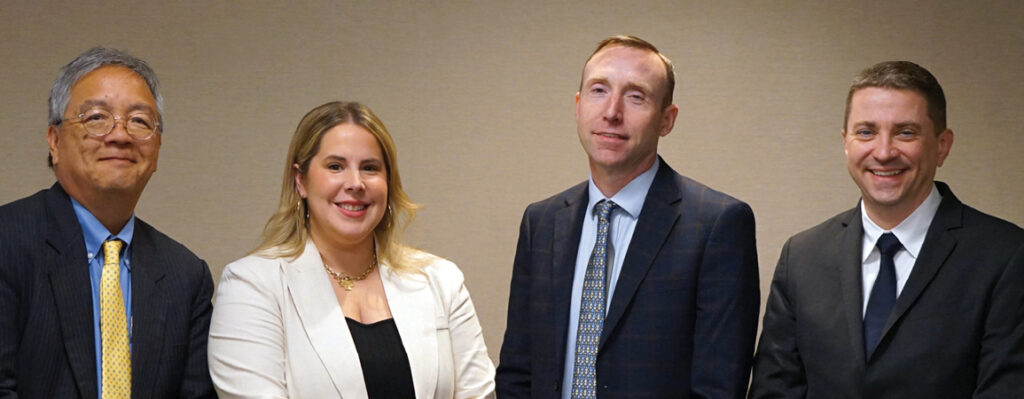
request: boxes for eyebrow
[323,155,384,164]
[583,76,653,95]
[75,99,157,115]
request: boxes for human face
[576,45,678,180]
[47,65,161,202]
[843,87,953,225]
[296,123,388,250]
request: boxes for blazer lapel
[44,184,99,399]
[550,184,588,366]
[836,206,869,365]
[380,264,437,398]
[286,240,368,399]
[600,165,679,348]
[879,187,962,351]
[128,225,168,399]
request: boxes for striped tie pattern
[572,200,617,399]
[101,239,131,398]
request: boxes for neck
[310,232,376,275]
[68,190,139,234]
[590,156,656,198]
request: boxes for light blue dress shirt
[70,198,135,398]
[561,159,659,398]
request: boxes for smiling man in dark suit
[0,47,215,398]
[496,35,760,399]
[749,61,1024,398]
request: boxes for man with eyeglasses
[0,47,216,398]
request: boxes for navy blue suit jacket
[497,159,760,398]
[0,183,216,398]
[749,182,1024,398]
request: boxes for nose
[103,119,133,143]
[342,169,366,192]
[602,94,623,123]
[873,132,899,162]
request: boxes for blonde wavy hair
[253,101,421,272]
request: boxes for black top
[346,317,417,398]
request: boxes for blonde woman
[208,101,495,398]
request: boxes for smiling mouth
[338,203,368,211]
[595,132,626,140]
[871,170,904,177]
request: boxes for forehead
[68,65,156,108]
[582,45,667,87]
[317,123,383,157]
[848,87,930,120]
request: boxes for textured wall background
[2,0,1021,362]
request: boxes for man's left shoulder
[656,168,751,214]
[134,218,207,271]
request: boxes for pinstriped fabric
[101,239,130,398]
[571,200,616,399]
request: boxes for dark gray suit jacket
[749,182,1024,399]
[0,183,216,398]
[497,159,760,398]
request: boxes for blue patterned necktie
[864,232,901,358]
[572,199,617,399]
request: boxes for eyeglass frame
[57,108,161,141]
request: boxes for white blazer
[208,240,496,398]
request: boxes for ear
[47,125,60,166]
[841,128,849,156]
[574,92,581,120]
[293,163,307,198]
[936,128,954,167]
[659,104,678,137]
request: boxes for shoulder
[220,253,289,286]
[0,188,53,238]
[522,180,587,217]
[785,207,858,250]
[134,219,205,267]
[393,249,466,293]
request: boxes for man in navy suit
[748,61,1024,398]
[0,47,215,397]
[496,35,760,398]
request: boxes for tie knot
[876,233,902,256]
[595,200,618,220]
[103,239,124,258]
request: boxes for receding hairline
[578,35,676,107]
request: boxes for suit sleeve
[0,241,18,398]
[495,208,534,398]
[974,240,1024,398]
[180,259,217,398]
[207,261,289,399]
[692,201,760,399]
[444,266,497,399]
[747,239,807,399]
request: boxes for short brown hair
[844,61,947,133]
[579,35,676,107]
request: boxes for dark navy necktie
[864,232,902,358]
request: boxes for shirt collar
[587,157,659,219]
[70,197,136,268]
[860,184,942,261]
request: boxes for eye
[362,163,382,172]
[626,93,646,105]
[128,114,156,130]
[82,111,110,122]
[326,163,342,171]
[856,129,874,137]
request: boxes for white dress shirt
[859,184,942,315]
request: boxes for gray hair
[48,46,164,128]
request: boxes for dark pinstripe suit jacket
[496,159,760,398]
[748,182,1024,399]
[0,183,216,398]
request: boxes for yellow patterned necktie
[101,239,131,398]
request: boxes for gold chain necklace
[323,250,378,291]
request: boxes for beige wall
[2,1,1021,362]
